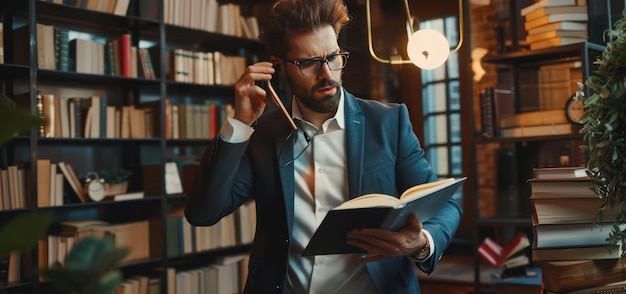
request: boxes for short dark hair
[259,0,351,58]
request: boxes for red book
[115,34,132,77]
[478,232,530,268]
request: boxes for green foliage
[97,168,133,184]
[41,235,130,294]
[0,93,45,145]
[577,8,626,246]
[0,211,52,257]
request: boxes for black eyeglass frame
[278,120,311,167]
[283,51,350,76]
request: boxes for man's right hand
[232,62,276,126]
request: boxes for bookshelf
[474,43,605,294]
[470,1,612,292]
[0,0,264,293]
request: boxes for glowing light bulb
[406,29,450,70]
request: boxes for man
[185,0,463,292]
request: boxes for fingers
[232,62,275,125]
[237,62,275,86]
[346,214,426,262]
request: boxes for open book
[302,177,466,256]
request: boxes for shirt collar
[291,88,346,131]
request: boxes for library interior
[1,0,626,293]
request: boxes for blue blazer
[186,89,463,293]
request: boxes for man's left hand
[346,213,427,262]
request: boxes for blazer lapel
[344,91,364,199]
[276,126,296,234]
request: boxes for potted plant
[98,168,133,196]
[576,9,626,245]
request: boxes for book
[524,5,588,21]
[520,0,577,16]
[301,177,466,256]
[105,191,144,201]
[532,166,588,179]
[479,87,495,138]
[532,243,624,261]
[533,222,622,249]
[478,232,531,268]
[531,197,620,225]
[524,13,589,31]
[499,123,573,138]
[541,257,626,293]
[57,162,86,203]
[36,159,51,208]
[528,177,594,199]
[499,109,569,129]
[530,37,587,50]
[527,21,588,35]
[544,280,626,294]
[526,29,588,43]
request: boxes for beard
[292,79,342,114]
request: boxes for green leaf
[0,211,52,257]
[89,271,123,294]
[41,268,91,293]
[0,99,44,145]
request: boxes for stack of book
[521,0,589,50]
[528,166,626,293]
[498,109,572,138]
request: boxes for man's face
[282,25,344,115]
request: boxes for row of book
[479,86,575,139]
[1,159,188,211]
[20,92,233,140]
[163,202,256,258]
[0,163,30,210]
[38,0,131,16]
[13,25,150,78]
[520,0,589,50]
[168,49,247,86]
[528,166,626,293]
[479,57,582,139]
[163,0,259,40]
[111,255,250,294]
[19,93,155,139]
[12,23,249,86]
[165,255,249,294]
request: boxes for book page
[399,177,457,202]
[333,194,402,210]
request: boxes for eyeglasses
[279,121,311,167]
[284,51,350,76]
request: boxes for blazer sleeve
[394,104,463,273]
[185,137,254,226]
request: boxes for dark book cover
[54,27,70,72]
[302,178,465,256]
[480,87,495,139]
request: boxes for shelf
[476,217,532,227]
[36,137,163,145]
[483,42,606,65]
[474,132,583,144]
[164,24,265,53]
[37,69,162,88]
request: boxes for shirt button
[315,257,325,264]
[318,167,324,173]
[318,207,325,213]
